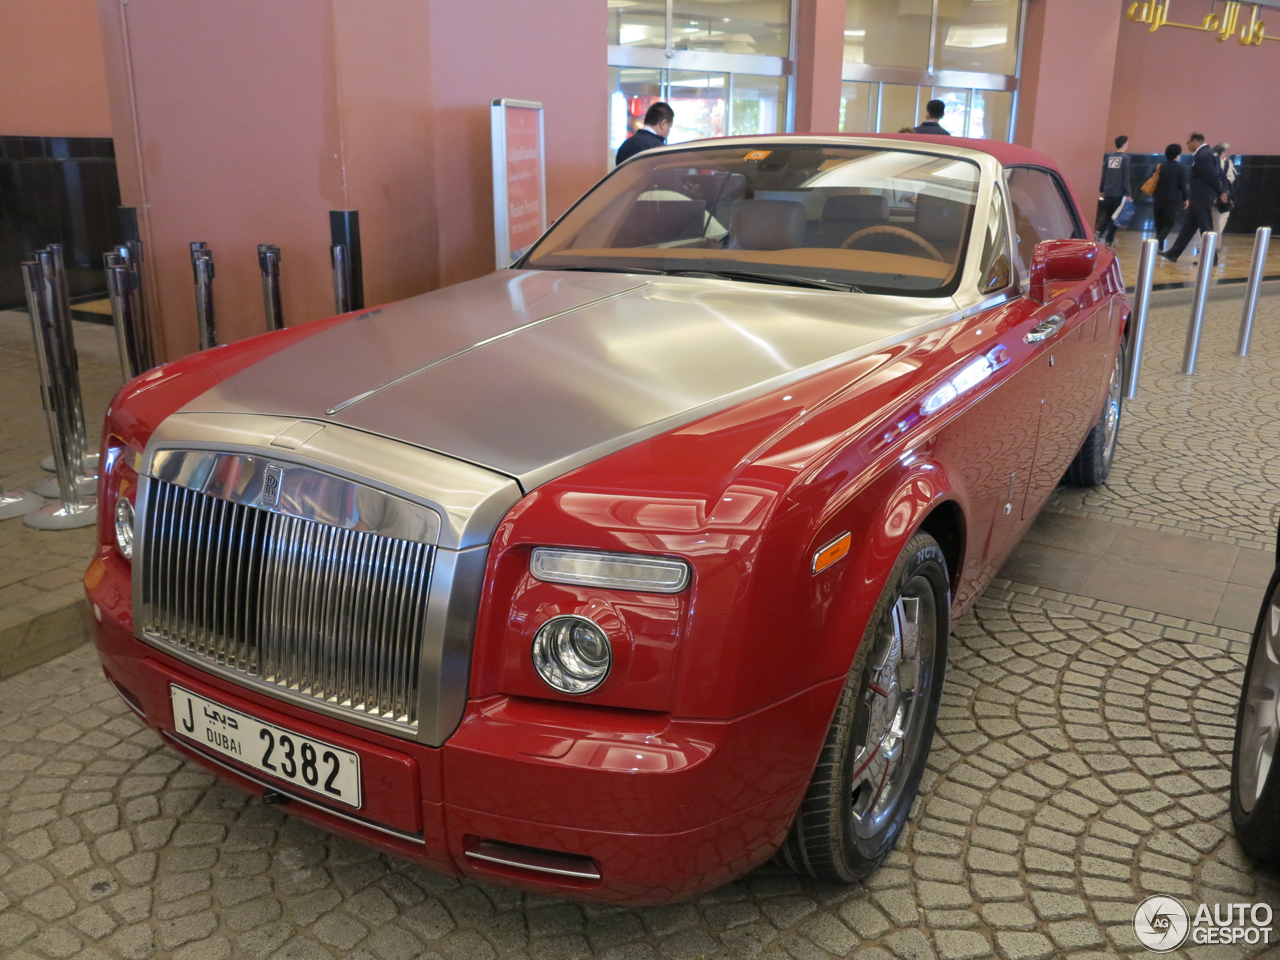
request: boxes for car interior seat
[913,194,969,262]
[613,198,708,247]
[728,199,807,250]
[808,194,891,248]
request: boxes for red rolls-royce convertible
[87,135,1128,904]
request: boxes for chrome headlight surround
[531,615,612,694]
[530,547,690,594]
[114,495,135,560]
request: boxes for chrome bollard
[115,241,154,371]
[0,457,43,521]
[105,253,135,381]
[1181,231,1218,375]
[1237,226,1272,357]
[33,246,98,498]
[1125,238,1159,399]
[332,244,353,315]
[20,259,98,529]
[258,244,285,331]
[191,242,218,350]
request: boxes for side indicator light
[812,532,852,575]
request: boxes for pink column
[793,0,846,133]
[1016,0,1124,225]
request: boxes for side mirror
[1029,239,1098,304]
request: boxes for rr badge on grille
[261,463,283,507]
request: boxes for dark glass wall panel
[0,136,123,310]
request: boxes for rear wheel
[1231,568,1280,863]
[780,531,949,882]
[1065,345,1124,487]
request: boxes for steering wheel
[839,225,944,262]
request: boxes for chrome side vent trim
[139,478,432,733]
[465,839,602,880]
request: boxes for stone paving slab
[1,585,1277,960]
[0,310,123,677]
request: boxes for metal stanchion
[21,259,97,529]
[332,244,353,315]
[1181,231,1219,375]
[32,246,97,497]
[1237,226,1272,357]
[190,242,218,349]
[0,458,43,521]
[105,253,136,381]
[258,244,284,331]
[116,241,154,371]
[1125,238,1159,399]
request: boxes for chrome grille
[139,478,432,731]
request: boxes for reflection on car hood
[182,269,959,489]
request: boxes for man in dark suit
[1096,135,1132,245]
[616,102,674,165]
[914,100,949,135]
[1162,132,1229,264]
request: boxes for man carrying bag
[1096,136,1133,246]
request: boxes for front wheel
[1064,345,1124,487]
[1230,567,1280,863]
[779,531,949,883]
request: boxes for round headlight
[114,496,134,560]
[532,615,612,694]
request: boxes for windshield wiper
[534,265,667,276]
[662,269,858,293]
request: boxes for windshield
[521,144,982,297]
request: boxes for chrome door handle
[1024,312,1065,343]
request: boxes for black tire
[780,531,949,883]
[1230,566,1280,863]
[1064,344,1124,487]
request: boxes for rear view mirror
[1029,239,1098,303]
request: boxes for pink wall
[1108,13,1280,155]
[95,0,606,360]
[794,0,845,133]
[0,0,111,137]
[1016,0,1123,222]
[426,1,606,287]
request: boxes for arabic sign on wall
[1129,1,1280,45]
[491,100,548,268]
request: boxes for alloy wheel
[1238,592,1280,812]
[1102,351,1123,464]
[850,577,937,839]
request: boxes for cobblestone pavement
[1046,293,1280,550]
[1,597,1277,960]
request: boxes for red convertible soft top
[850,132,1086,221]
[851,131,1052,168]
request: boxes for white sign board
[491,99,547,268]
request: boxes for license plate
[170,685,362,808]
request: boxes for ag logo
[1134,896,1190,952]
[260,463,283,508]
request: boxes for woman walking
[1151,142,1188,251]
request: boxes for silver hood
[183,270,960,490]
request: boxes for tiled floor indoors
[2,291,1280,960]
[1109,229,1280,290]
[0,311,123,677]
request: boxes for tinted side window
[1005,167,1079,277]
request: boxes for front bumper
[87,551,838,904]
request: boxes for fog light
[115,497,134,560]
[532,615,612,694]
